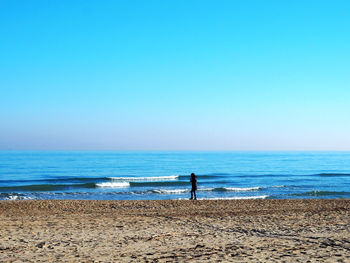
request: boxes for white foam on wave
[152,189,188,194]
[96,182,130,188]
[6,195,33,200]
[224,187,261,191]
[108,175,179,181]
[189,195,269,200]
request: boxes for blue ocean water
[0,151,350,200]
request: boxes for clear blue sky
[1,0,349,150]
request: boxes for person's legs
[194,190,197,200]
[190,190,193,200]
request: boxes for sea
[0,151,350,201]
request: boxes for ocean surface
[1,151,350,201]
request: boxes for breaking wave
[108,175,179,181]
[179,195,269,200]
[96,182,130,188]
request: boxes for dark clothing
[191,177,197,191]
[190,175,197,189]
[190,174,197,200]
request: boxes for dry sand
[0,199,349,262]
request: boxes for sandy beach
[0,199,349,262]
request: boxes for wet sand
[0,199,349,262]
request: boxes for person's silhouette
[190,173,197,200]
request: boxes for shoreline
[1,199,350,262]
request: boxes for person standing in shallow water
[190,173,197,200]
